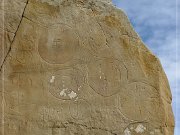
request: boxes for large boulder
[0,0,174,134]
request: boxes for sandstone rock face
[0,0,28,67]
[0,0,174,135]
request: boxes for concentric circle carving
[120,82,160,121]
[124,122,149,135]
[46,69,84,100]
[88,22,107,54]
[38,25,79,64]
[88,58,128,97]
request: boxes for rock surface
[0,0,174,135]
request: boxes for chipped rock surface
[0,0,174,134]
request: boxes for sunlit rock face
[0,0,174,135]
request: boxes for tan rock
[0,0,28,68]
[0,0,174,135]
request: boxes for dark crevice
[0,0,29,71]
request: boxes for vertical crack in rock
[0,0,29,71]
[0,0,174,135]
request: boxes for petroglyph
[0,0,174,134]
[38,24,79,64]
[44,68,84,100]
[88,58,128,97]
[120,82,160,121]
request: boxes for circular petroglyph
[88,58,128,97]
[120,82,160,121]
[124,123,149,135]
[76,18,107,56]
[69,99,91,120]
[46,68,84,100]
[38,24,79,64]
[88,22,107,54]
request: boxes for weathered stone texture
[0,0,28,68]
[0,0,174,135]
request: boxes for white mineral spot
[60,88,68,97]
[124,128,131,135]
[50,76,55,83]
[102,73,106,79]
[100,76,102,79]
[130,126,134,130]
[135,124,146,133]
[68,91,77,99]
[75,97,79,101]
[78,86,82,91]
